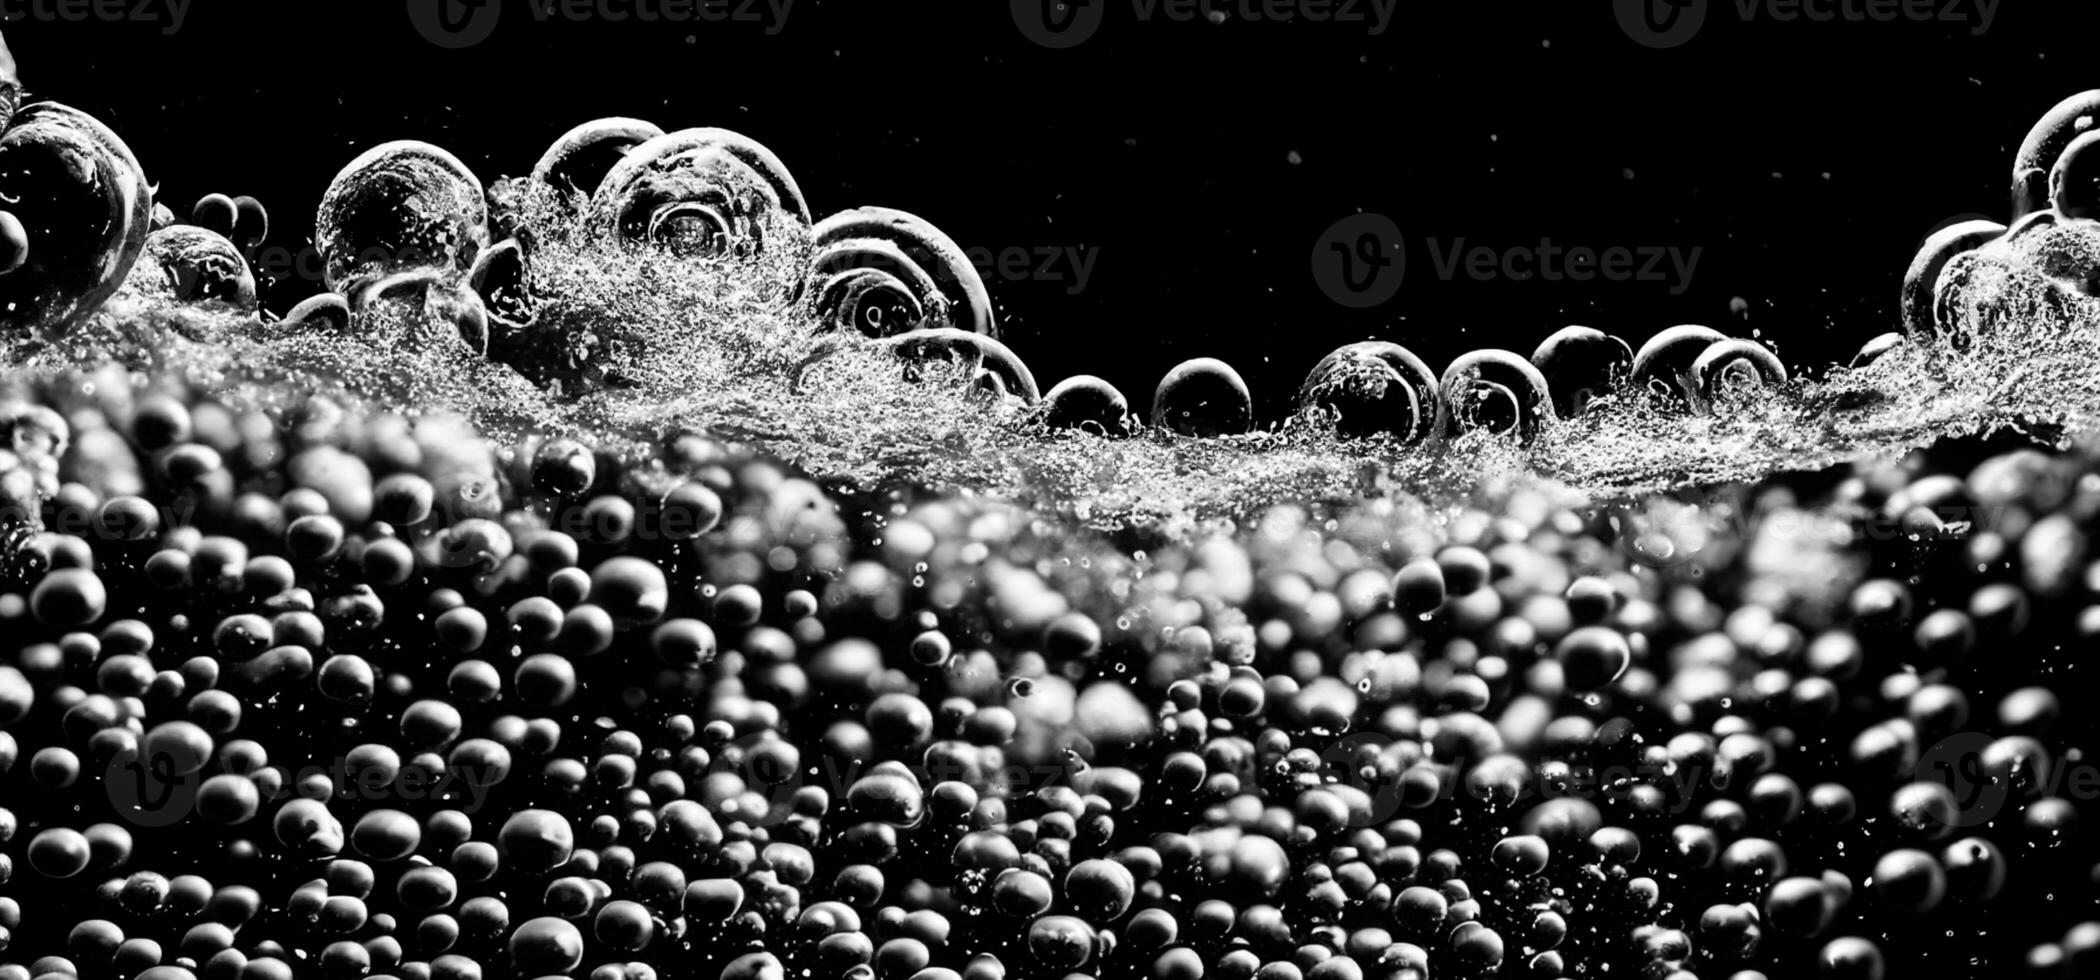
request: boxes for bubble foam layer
[12,205,2100,539]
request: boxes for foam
[14,200,2100,539]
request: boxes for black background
[11,0,2097,419]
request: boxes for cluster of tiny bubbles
[25,253,2100,545]
[16,61,2100,978]
[0,130,2080,542]
[7,154,2100,548]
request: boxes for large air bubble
[314,140,488,293]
